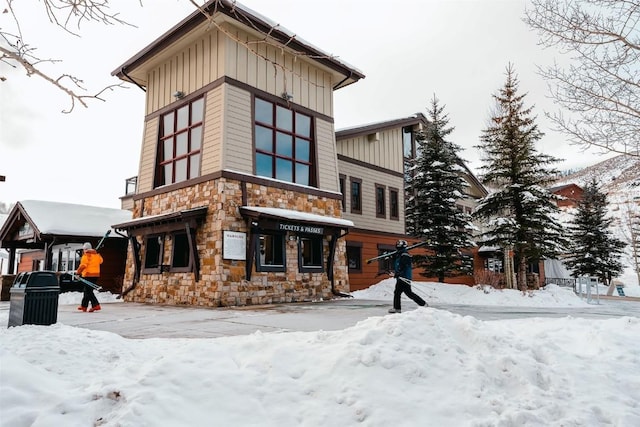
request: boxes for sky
[1,278,639,426]
[0,0,619,210]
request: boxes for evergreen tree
[405,95,475,282]
[564,179,626,286]
[473,64,566,291]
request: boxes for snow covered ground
[2,280,639,426]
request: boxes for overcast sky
[0,0,617,210]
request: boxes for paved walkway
[5,299,393,339]
[3,295,638,339]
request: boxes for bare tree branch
[525,0,640,157]
[1,0,138,112]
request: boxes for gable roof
[548,183,583,193]
[0,200,132,246]
[112,0,365,90]
[335,113,428,139]
[335,113,488,198]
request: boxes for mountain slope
[554,154,640,286]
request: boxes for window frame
[298,234,324,273]
[339,174,346,212]
[375,183,386,219]
[169,231,192,272]
[143,234,164,274]
[377,244,395,274]
[346,241,362,273]
[155,97,205,188]
[389,187,400,220]
[255,232,287,273]
[350,176,362,214]
[254,96,316,187]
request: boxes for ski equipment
[365,240,430,264]
[75,275,102,291]
[95,230,111,251]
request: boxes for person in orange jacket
[76,242,103,312]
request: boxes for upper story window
[390,188,399,220]
[350,177,362,214]
[339,174,346,212]
[254,97,315,186]
[155,97,204,188]
[402,126,413,158]
[375,184,386,218]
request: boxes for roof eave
[112,0,364,87]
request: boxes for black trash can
[8,271,60,327]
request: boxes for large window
[254,97,314,186]
[350,177,362,214]
[299,235,323,272]
[257,233,286,272]
[155,97,204,187]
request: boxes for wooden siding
[142,23,335,117]
[137,117,160,194]
[143,23,225,115]
[338,159,405,234]
[222,85,253,174]
[346,231,476,291]
[223,26,334,117]
[336,127,404,173]
[316,119,340,192]
[201,85,224,175]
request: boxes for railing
[544,277,576,290]
[125,176,138,196]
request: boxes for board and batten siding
[142,23,335,118]
[224,26,334,117]
[137,117,160,194]
[200,85,224,175]
[221,85,253,174]
[316,119,340,192]
[143,23,226,115]
[335,128,404,174]
[338,159,405,234]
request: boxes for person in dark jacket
[76,242,102,312]
[389,240,427,313]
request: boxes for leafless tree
[524,0,640,157]
[0,0,137,113]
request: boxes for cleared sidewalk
[52,299,391,339]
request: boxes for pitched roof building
[111,0,364,306]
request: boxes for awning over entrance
[239,206,354,229]
[112,207,208,284]
[239,206,352,294]
[112,207,208,235]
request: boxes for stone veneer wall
[123,177,349,306]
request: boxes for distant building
[549,183,583,208]
[0,200,131,294]
[335,114,488,290]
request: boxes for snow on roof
[241,206,354,228]
[233,1,363,76]
[19,200,131,237]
